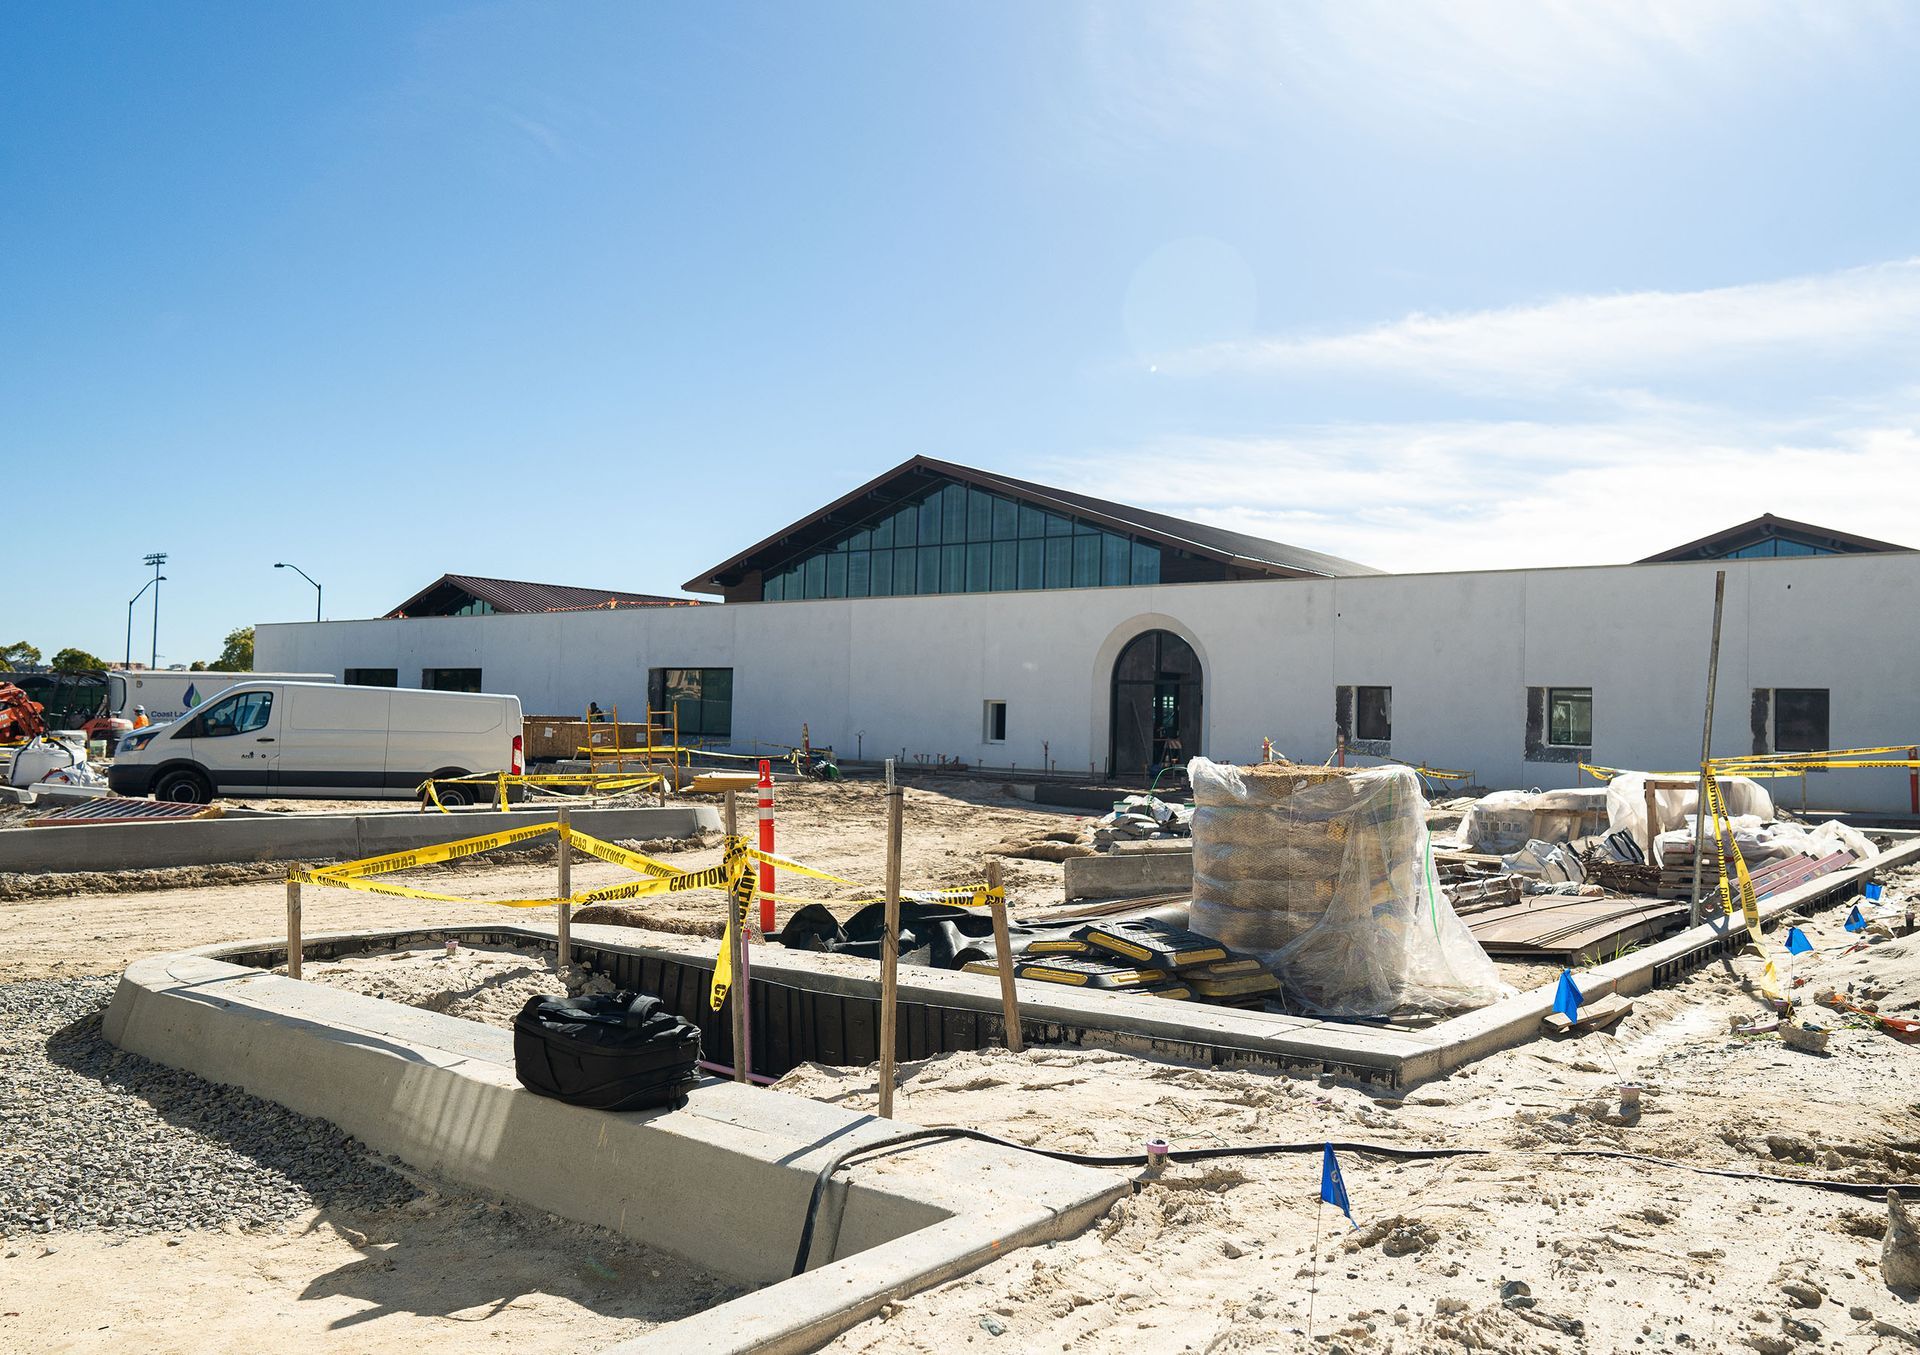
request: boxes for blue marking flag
[1320,1144,1355,1228]
[1864,883,1884,903]
[1552,969,1582,1022]
[1786,927,1813,955]
[1845,905,1868,933]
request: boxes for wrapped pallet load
[1188,757,1501,1018]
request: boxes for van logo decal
[183,684,200,708]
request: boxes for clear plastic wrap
[1187,757,1502,1018]
[1605,772,1774,849]
[1454,786,1608,852]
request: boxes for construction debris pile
[1082,793,1192,848]
[1443,773,1876,905]
[1187,757,1501,1018]
[778,902,1278,1008]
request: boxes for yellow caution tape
[290,866,559,908]
[564,830,681,878]
[710,838,754,1011]
[312,820,559,880]
[418,770,662,812]
[1703,772,1765,952]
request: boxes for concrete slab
[105,950,1128,1355]
[1063,849,1193,901]
[0,803,720,874]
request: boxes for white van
[108,682,524,804]
[109,669,336,726]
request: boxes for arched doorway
[1109,629,1202,779]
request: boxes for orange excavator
[0,683,47,742]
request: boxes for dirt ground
[11,778,1920,1352]
[1,1202,736,1354]
[778,881,1920,1354]
[0,778,1082,1352]
[293,892,1920,1353]
[0,778,1085,981]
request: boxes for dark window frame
[1355,685,1392,743]
[1545,686,1593,748]
[1773,687,1829,753]
[422,667,483,693]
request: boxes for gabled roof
[1639,514,1913,563]
[386,574,687,618]
[685,455,1383,595]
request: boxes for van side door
[175,687,281,795]
[279,684,390,798]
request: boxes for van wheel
[432,784,476,807]
[154,768,213,805]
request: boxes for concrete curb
[1063,849,1193,900]
[104,951,1128,1355]
[1,803,721,874]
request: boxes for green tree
[189,660,208,671]
[211,626,254,672]
[0,640,41,671]
[50,647,108,672]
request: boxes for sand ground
[7,779,1920,1351]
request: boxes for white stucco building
[256,459,1920,812]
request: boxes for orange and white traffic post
[757,758,776,937]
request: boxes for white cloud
[1165,258,1920,397]
[1053,416,1920,573]
[1074,0,1914,148]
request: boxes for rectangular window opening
[1774,688,1829,753]
[1546,687,1593,747]
[983,699,1007,744]
[344,668,398,687]
[422,668,482,693]
[1356,686,1392,743]
[649,667,734,739]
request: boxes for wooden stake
[985,858,1023,1053]
[1687,570,1727,927]
[286,870,302,980]
[878,761,903,1118]
[725,790,752,1084]
[556,804,572,978]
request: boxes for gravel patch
[1,975,419,1237]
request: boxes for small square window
[984,700,1007,744]
[1356,686,1391,742]
[1774,688,1829,752]
[1546,687,1592,747]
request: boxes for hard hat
[136,705,146,712]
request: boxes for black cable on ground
[791,1128,1909,1276]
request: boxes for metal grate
[31,798,222,826]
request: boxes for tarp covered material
[1454,787,1609,854]
[1604,772,1774,850]
[1187,758,1501,1018]
[1653,815,1877,869]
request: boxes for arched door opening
[1109,629,1202,779]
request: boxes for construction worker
[132,705,150,729]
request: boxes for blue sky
[6,2,1919,664]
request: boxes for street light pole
[126,575,165,668]
[274,562,322,622]
[142,552,168,669]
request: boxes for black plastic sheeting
[779,900,1081,971]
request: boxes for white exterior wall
[257,554,1920,811]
